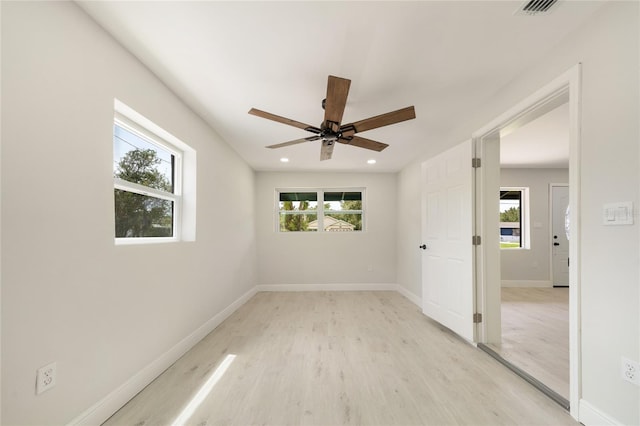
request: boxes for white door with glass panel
[551,185,570,287]
[420,140,474,342]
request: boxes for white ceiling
[77,1,602,172]
[501,102,570,168]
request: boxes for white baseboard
[501,280,552,288]
[255,283,397,292]
[395,285,421,307]
[579,399,622,426]
[67,286,258,426]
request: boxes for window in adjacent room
[499,188,529,249]
[113,112,183,242]
[277,189,364,232]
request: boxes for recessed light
[280,157,289,163]
[367,159,376,165]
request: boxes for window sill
[115,237,179,246]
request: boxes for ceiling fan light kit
[249,75,416,161]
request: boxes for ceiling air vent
[516,0,559,15]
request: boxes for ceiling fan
[248,75,416,161]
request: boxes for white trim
[579,399,622,426]
[473,131,501,344]
[499,186,531,249]
[113,103,187,242]
[114,178,178,202]
[500,280,552,288]
[114,236,178,246]
[114,114,184,173]
[67,286,257,426]
[395,285,421,307]
[567,64,582,421]
[255,283,397,292]
[114,99,192,153]
[472,64,582,420]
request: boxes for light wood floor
[488,287,569,400]
[104,291,576,426]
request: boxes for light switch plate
[603,202,634,225]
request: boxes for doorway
[473,65,581,419]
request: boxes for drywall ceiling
[77,1,603,172]
[501,102,570,168]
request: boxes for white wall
[256,172,397,286]
[1,2,256,425]
[396,165,422,301]
[397,2,638,424]
[500,168,568,284]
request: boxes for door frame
[472,64,582,419]
[550,183,570,287]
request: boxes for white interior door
[421,140,474,341]
[551,185,570,287]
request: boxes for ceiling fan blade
[320,140,335,161]
[323,76,351,132]
[266,135,321,149]
[339,135,389,152]
[249,108,322,133]
[340,106,416,137]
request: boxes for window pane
[324,191,362,231]
[324,191,361,202]
[114,124,174,192]
[114,189,173,238]
[279,200,318,211]
[279,213,318,232]
[500,190,521,248]
[279,192,318,202]
[279,192,319,232]
[325,213,362,231]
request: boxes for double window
[113,112,182,243]
[277,189,364,232]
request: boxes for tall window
[499,188,526,248]
[277,189,364,232]
[113,113,182,242]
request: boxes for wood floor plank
[103,291,576,426]
[487,287,569,400]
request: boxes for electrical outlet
[621,357,639,386]
[36,362,57,394]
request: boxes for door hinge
[472,158,481,168]
[472,235,482,246]
[473,313,483,323]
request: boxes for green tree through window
[500,206,520,223]
[114,148,173,238]
[278,190,363,232]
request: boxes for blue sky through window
[113,124,173,184]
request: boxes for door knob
[419,244,427,250]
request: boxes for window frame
[499,187,530,250]
[113,112,183,245]
[275,188,366,233]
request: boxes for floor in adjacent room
[487,287,570,401]
[104,291,575,426]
